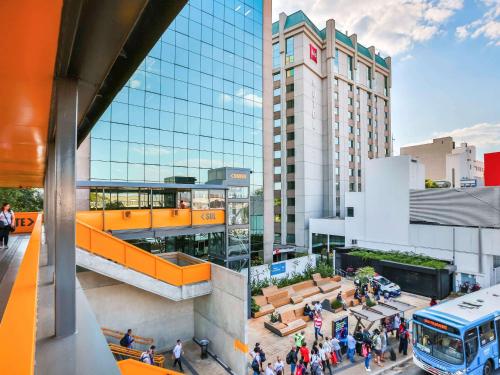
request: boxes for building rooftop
[272,10,389,69]
[416,284,500,325]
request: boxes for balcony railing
[76,220,211,286]
[0,214,42,374]
[77,208,225,232]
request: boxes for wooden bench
[102,328,154,346]
[264,309,307,337]
[108,343,165,367]
[341,288,358,307]
[292,280,321,298]
[312,273,341,293]
[252,295,275,318]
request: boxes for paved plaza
[247,280,429,374]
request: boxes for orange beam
[0,214,41,374]
[0,1,63,187]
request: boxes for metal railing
[118,359,183,375]
[76,220,211,286]
[0,214,42,375]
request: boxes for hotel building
[271,11,392,251]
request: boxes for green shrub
[251,298,260,314]
[350,249,447,269]
[331,299,343,310]
[269,311,280,323]
[366,298,377,307]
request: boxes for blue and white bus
[413,284,500,375]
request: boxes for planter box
[340,253,454,299]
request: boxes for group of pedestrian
[252,311,411,374]
[119,329,184,372]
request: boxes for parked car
[370,275,401,297]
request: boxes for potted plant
[331,299,343,313]
[269,311,280,323]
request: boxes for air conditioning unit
[351,239,357,245]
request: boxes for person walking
[372,329,383,367]
[347,332,356,363]
[354,327,363,356]
[398,324,410,356]
[295,360,306,375]
[331,335,342,362]
[265,362,275,375]
[294,331,305,350]
[319,343,332,375]
[274,356,284,375]
[313,312,324,341]
[172,339,184,372]
[380,327,388,361]
[0,203,15,249]
[119,329,135,349]
[286,346,298,375]
[251,347,262,375]
[393,314,401,338]
[299,342,310,370]
[310,348,323,375]
[140,345,156,365]
[362,342,372,372]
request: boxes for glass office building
[89,0,265,257]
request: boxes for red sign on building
[310,44,317,63]
[484,152,500,186]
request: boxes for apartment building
[401,136,484,187]
[271,11,392,250]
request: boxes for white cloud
[455,0,500,46]
[401,123,500,157]
[272,0,464,55]
[400,54,414,61]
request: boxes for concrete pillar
[54,78,78,337]
[46,142,56,266]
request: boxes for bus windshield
[414,323,464,365]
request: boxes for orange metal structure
[76,220,211,286]
[77,208,225,231]
[0,1,63,187]
[118,359,182,375]
[0,214,41,374]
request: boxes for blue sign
[333,316,349,344]
[270,262,286,276]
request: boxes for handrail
[118,359,182,375]
[0,214,42,375]
[76,220,210,286]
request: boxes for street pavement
[386,361,500,375]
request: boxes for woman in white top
[0,203,15,249]
[274,356,284,375]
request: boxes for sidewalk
[334,341,413,375]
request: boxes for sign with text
[191,209,225,226]
[310,44,317,63]
[332,316,348,343]
[270,262,286,276]
[13,212,39,234]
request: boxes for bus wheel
[483,360,493,375]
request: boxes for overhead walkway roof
[0,0,186,187]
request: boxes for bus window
[464,328,478,365]
[479,321,496,346]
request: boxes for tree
[0,188,43,212]
[425,179,438,189]
[355,266,376,285]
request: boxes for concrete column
[55,78,78,337]
[46,142,56,266]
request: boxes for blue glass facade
[89,0,264,253]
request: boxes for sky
[272,0,500,160]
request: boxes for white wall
[250,255,317,282]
